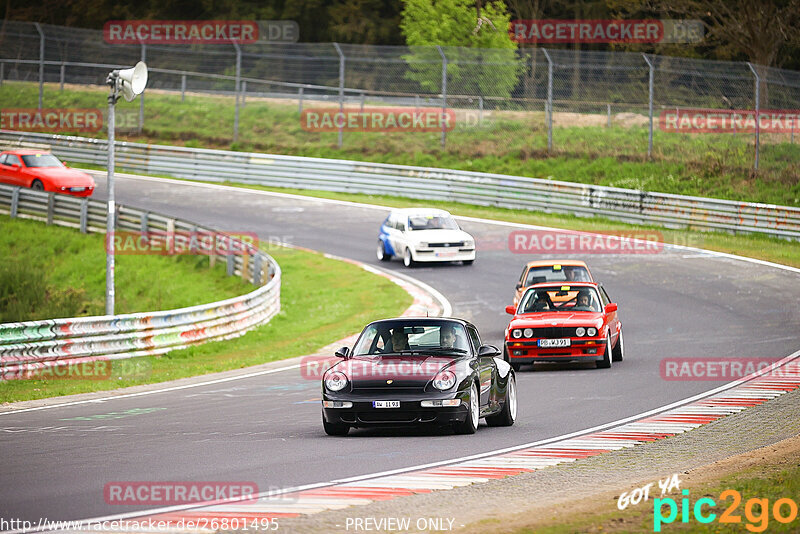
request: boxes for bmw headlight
[324,371,348,392]
[432,370,456,390]
[464,239,474,248]
[418,242,429,248]
[587,327,597,337]
[523,328,534,338]
[575,327,585,337]
[512,329,523,339]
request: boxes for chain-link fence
[1,20,799,172]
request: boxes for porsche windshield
[21,154,64,168]
[518,286,602,313]
[408,215,459,231]
[353,321,469,356]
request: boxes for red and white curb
[67,357,800,533]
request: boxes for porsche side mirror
[515,282,522,289]
[505,305,516,315]
[334,346,350,358]
[478,344,501,358]
[604,303,618,313]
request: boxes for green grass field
[1,82,798,207]
[0,217,412,402]
[0,215,252,322]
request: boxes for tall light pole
[105,62,148,315]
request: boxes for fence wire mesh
[1,20,799,172]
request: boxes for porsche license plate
[70,187,86,192]
[538,338,571,348]
[373,401,400,408]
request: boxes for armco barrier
[2,130,799,239]
[0,184,281,380]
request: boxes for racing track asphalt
[2,172,799,524]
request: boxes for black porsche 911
[321,317,517,436]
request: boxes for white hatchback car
[377,208,476,267]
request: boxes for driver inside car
[440,324,467,351]
[390,327,409,351]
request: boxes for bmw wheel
[596,335,613,369]
[453,383,479,434]
[376,240,391,261]
[31,180,44,191]
[403,247,415,268]
[612,329,624,362]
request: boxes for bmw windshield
[518,286,602,313]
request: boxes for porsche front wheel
[323,415,350,436]
[453,383,479,435]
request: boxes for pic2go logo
[653,489,799,532]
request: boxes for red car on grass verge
[0,150,95,197]
[504,281,623,371]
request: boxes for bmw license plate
[373,401,400,408]
[70,187,86,192]
[435,251,457,258]
[538,338,571,348]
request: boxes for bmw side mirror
[515,282,522,289]
[334,346,350,359]
[604,303,618,313]
[478,344,501,358]
[505,305,516,315]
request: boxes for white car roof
[390,208,453,218]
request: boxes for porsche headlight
[587,327,597,337]
[324,371,348,392]
[464,239,474,248]
[432,370,456,390]
[575,327,585,337]
[512,329,523,339]
[523,328,534,338]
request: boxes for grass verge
[0,214,251,321]
[1,244,412,403]
[1,82,798,206]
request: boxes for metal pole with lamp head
[105,62,148,316]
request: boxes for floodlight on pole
[105,61,148,316]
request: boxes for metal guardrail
[0,183,281,380]
[2,130,799,240]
